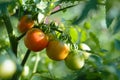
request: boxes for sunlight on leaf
[69,27,78,43]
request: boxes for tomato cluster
[17,15,91,71]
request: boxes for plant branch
[21,49,31,67]
[11,50,31,80]
[1,6,18,56]
[51,27,63,33]
[50,4,79,15]
[33,53,40,73]
[17,32,26,40]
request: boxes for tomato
[24,28,49,52]
[65,51,84,70]
[18,15,34,33]
[0,55,16,79]
[46,40,69,61]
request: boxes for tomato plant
[46,40,69,61]
[1,0,120,80]
[24,28,48,52]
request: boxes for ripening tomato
[0,55,16,79]
[18,15,34,33]
[24,28,49,52]
[65,51,84,70]
[46,40,69,61]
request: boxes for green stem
[1,7,18,56]
[17,32,26,40]
[33,53,40,73]
[11,49,31,80]
[50,3,79,15]
[21,49,31,67]
[51,27,63,33]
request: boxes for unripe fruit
[65,51,84,70]
[24,28,48,52]
[0,55,16,79]
[18,15,34,33]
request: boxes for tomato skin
[24,28,49,52]
[46,40,69,61]
[0,55,16,79]
[65,51,84,70]
[18,15,34,33]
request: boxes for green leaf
[106,0,120,28]
[0,0,12,4]
[105,0,114,28]
[88,54,103,67]
[69,27,78,43]
[113,17,120,34]
[72,0,98,24]
[114,39,120,51]
[80,30,87,42]
[105,0,115,28]
[89,32,100,48]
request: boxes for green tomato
[0,55,16,79]
[65,51,84,70]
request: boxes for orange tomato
[46,40,69,61]
[24,28,48,52]
[18,15,34,33]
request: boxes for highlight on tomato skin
[46,40,70,61]
[18,15,34,33]
[24,28,49,52]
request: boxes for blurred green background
[0,0,120,80]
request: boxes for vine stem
[32,53,40,73]
[29,53,40,80]
[50,4,78,15]
[21,49,31,67]
[11,49,31,80]
[17,32,26,40]
[1,6,18,56]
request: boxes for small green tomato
[65,51,84,70]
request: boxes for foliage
[0,0,120,80]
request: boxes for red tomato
[24,28,49,52]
